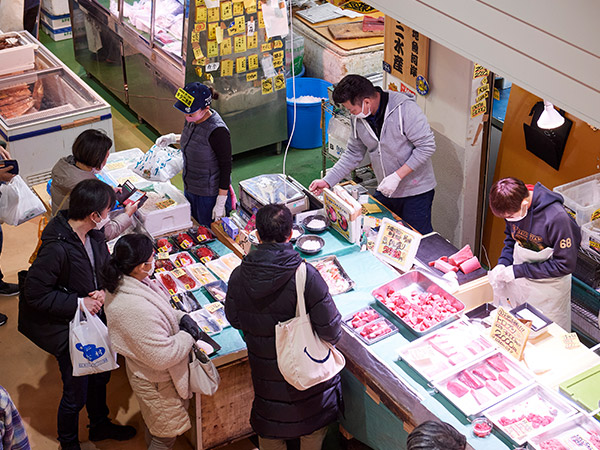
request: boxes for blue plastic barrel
[286,77,332,149]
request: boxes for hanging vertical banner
[383,17,429,94]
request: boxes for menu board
[490,307,530,360]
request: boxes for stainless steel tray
[483,383,579,445]
[309,255,355,295]
[343,307,398,345]
[372,271,465,336]
[397,318,495,382]
[433,351,534,417]
[528,413,600,450]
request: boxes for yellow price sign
[261,77,273,94]
[221,59,234,77]
[157,251,170,260]
[274,73,285,90]
[246,71,257,82]
[248,53,258,70]
[191,31,200,43]
[172,267,186,277]
[244,0,257,13]
[221,1,233,20]
[175,88,194,108]
[207,40,219,57]
[220,37,232,55]
[247,32,257,49]
[273,39,283,49]
[234,35,247,53]
[273,50,284,60]
[261,42,272,52]
[207,7,220,22]
[196,6,207,22]
[234,15,245,32]
[233,0,244,15]
[208,22,218,40]
[236,56,247,73]
[273,57,283,68]
[258,10,264,28]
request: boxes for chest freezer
[239,174,309,216]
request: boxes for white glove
[212,195,227,221]
[377,172,402,197]
[496,265,515,283]
[155,133,179,147]
[487,264,506,287]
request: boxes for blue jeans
[185,190,232,227]
[374,189,435,234]
[56,351,111,446]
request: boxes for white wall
[368,0,600,128]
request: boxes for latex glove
[377,172,402,197]
[212,195,228,221]
[155,133,179,147]
[487,264,505,287]
[179,314,202,341]
[496,265,515,283]
[309,179,330,196]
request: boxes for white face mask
[505,204,528,222]
[142,260,155,277]
[92,212,110,230]
[354,100,371,119]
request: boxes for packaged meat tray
[191,226,215,244]
[174,232,196,250]
[189,245,219,264]
[170,291,202,313]
[154,256,176,273]
[205,255,241,282]
[309,255,355,296]
[169,251,195,268]
[186,263,218,286]
[156,271,184,295]
[204,302,230,328]
[434,351,533,417]
[372,271,465,336]
[343,307,381,329]
[342,307,398,344]
[204,280,228,303]
[484,384,578,445]
[398,319,495,381]
[170,268,198,291]
[155,237,179,254]
[528,414,600,450]
[220,253,243,271]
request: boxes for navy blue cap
[174,82,212,114]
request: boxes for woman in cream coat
[102,234,202,450]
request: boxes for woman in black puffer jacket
[225,204,342,450]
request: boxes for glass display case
[0,31,113,185]
[70,0,287,154]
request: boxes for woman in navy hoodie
[488,177,580,330]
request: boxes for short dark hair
[489,177,529,217]
[256,204,293,243]
[72,129,112,169]
[68,179,116,220]
[102,234,154,293]
[332,74,377,106]
[407,421,466,450]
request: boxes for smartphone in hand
[0,159,18,175]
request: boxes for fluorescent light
[538,100,565,129]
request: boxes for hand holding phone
[0,159,19,175]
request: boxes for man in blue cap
[156,82,233,226]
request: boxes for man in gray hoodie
[310,74,437,234]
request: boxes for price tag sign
[205,302,224,313]
[490,307,531,360]
[157,251,170,260]
[156,198,176,209]
[562,332,580,349]
[373,218,422,272]
[172,268,186,278]
[504,417,534,440]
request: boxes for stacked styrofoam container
[41,0,72,41]
[0,33,37,76]
[554,174,600,254]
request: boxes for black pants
[23,5,41,38]
[56,351,111,446]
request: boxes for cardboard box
[41,9,71,29]
[41,22,72,41]
[41,0,70,16]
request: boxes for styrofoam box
[41,22,72,41]
[42,0,70,16]
[581,220,600,256]
[41,9,71,29]
[135,183,193,237]
[0,33,37,76]
[554,174,600,226]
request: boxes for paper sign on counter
[373,218,421,270]
[490,307,530,360]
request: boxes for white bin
[554,174,600,226]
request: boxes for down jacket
[19,210,110,356]
[225,243,343,439]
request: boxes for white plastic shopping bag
[69,298,119,376]
[0,175,46,226]
[130,144,183,182]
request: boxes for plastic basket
[554,174,600,226]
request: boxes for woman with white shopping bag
[19,179,136,450]
[102,233,205,450]
[225,204,343,450]
[487,177,581,330]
